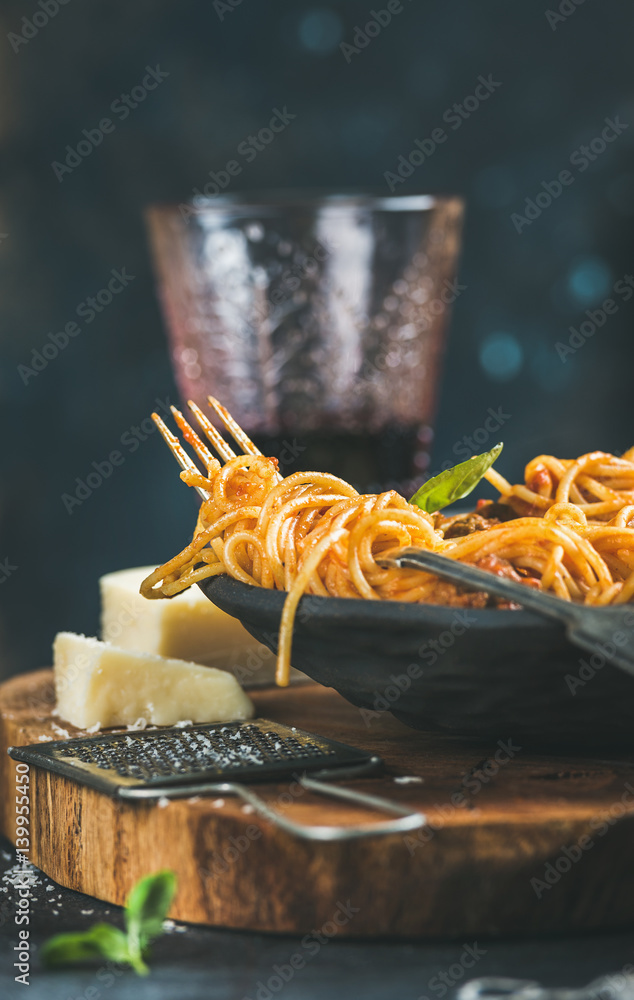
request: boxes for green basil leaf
[40,923,130,968]
[40,871,177,978]
[409,442,504,513]
[125,869,176,960]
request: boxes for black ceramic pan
[200,574,634,749]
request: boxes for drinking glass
[146,192,464,495]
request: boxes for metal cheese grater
[8,719,425,841]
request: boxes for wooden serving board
[3,670,634,938]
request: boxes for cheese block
[100,566,303,688]
[53,632,254,730]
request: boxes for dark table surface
[2,836,634,1000]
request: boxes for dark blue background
[1,0,633,674]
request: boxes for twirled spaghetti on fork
[141,447,634,686]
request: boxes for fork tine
[151,413,210,501]
[206,395,263,457]
[170,405,215,470]
[187,400,237,462]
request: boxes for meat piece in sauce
[439,512,499,539]
[437,499,519,538]
[475,553,542,608]
[476,554,541,588]
[474,499,517,521]
[421,580,491,609]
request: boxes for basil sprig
[40,870,177,976]
[409,443,503,513]
[125,871,177,974]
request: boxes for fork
[151,395,280,501]
[379,548,634,678]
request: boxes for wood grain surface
[2,669,634,938]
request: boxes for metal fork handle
[119,758,426,841]
[380,547,634,678]
[380,548,582,623]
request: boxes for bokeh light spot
[479,333,524,381]
[298,8,343,55]
[566,256,611,306]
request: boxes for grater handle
[227,780,426,841]
[120,757,426,841]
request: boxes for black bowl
[200,575,634,749]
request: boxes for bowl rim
[200,573,562,633]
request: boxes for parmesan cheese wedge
[53,632,254,730]
[100,566,277,686]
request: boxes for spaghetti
[141,449,634,686]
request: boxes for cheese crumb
[127,717,148,731]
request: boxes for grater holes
[45,720,343,784]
